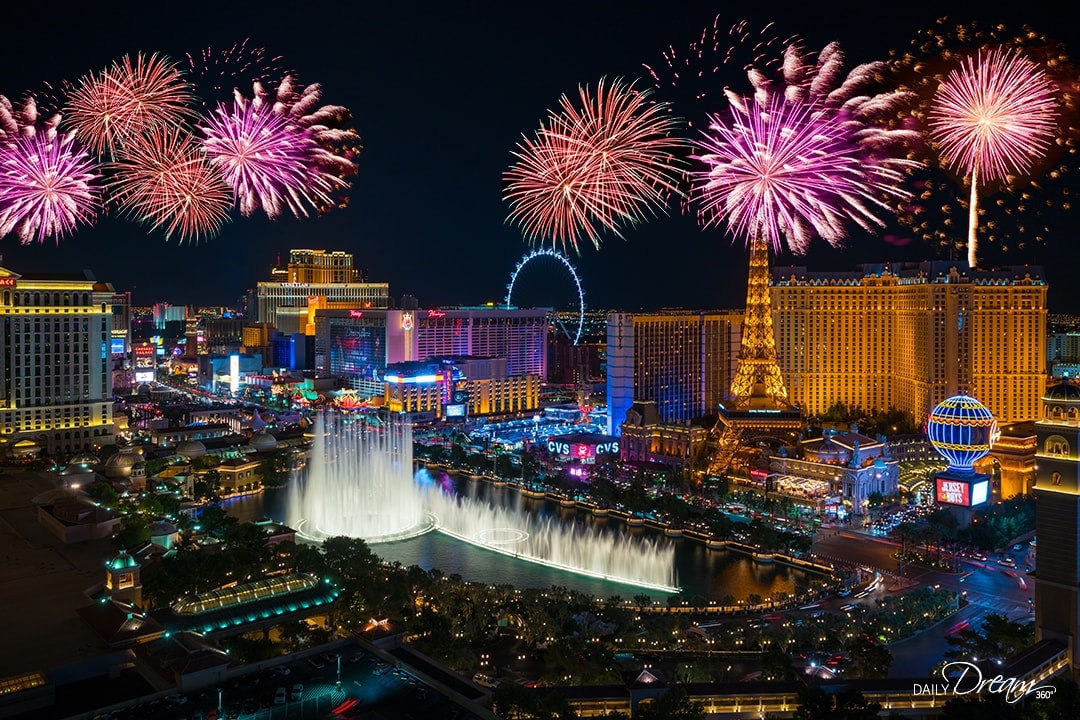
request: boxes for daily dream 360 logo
[913,662,1057,704]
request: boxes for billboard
[444,403,467,419]
[935,476,990,507]
[110,338,126,356]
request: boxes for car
[837,588,852,597]
[998,558,1016,568]
[307,657,326,670]
[348,651,365,663]
[269,665,291,677]
[274,687,287,705]
[291,683,304,702]
[1013,544,1024,552]
[224,704,241,720]
[240,699,256,715]
[165,694,187,706]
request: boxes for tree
[795,687,881,720]
[945,613,1034,664]
[760,642,796,681]
[636,688,705,720]
[846,636,893,678]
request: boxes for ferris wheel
[504,248,586,346]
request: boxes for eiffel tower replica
[708,236,804,476]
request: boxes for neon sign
[349,310,364,318]
[401,312,414,331]
[0,278,16,287]
[427,309,446,318]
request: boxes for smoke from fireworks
[0,130,101,244]
[691,41,920,255]
[66,53,195,157]
[928,47,1059,267]
[109,128,232,243]
[504,78,685,254]
[200,95,343,219]
[886,18,1080,257]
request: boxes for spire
[729,236,790,405]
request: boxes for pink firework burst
[929,46,1059,266]
[504,77,685,254]
[241,76,362,205]
[692,95,912,255]
[66,53,195,157]
[199,97,342,219]
[0,130,101,244]
[109,128,231,242]
[0,94,61,142]
[930,47,1059,183]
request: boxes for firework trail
[200,95,343,219]
[109,127,231,242]
[929,47,1059,267]
[691,41,920,256]
[504,77,685,254]
[66,52,195,157]
[0,130,101,244]
[186,39,293,106]
[886,18,1079,258]
[644,17,801,126]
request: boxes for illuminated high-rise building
[772,261,1046,424]
[1034,380,1080,681]
[606,311,743,436]
[256,249,389,336]
[315,307,548,398]
[0,265,116,455]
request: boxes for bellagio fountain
[287,411,678,592]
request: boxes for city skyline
[1,2,1078,312]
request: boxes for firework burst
[692,96,911,255]
[504,77,685,254]
[200,96,343,219]
[109,128,231,242]
[691,41,920,255]
[66,52,195,157]
[928,47,1059,267]
[886,18,1079,258]
[0,130,101,244]
[0,94,60,142]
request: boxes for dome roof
[176,440,207,459]
[68,452,100,466]
[102,447,141,478]
[804,439,849,464]
[1045,382,1080,402]
[108,550,140,571]
[926,394,998,472]
[148,519,178,536]
[249,432,278,452]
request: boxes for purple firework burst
[692,95,910,255]
[0,131,101,244]
[200,98,342,219]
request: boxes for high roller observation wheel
[504,248,585,346]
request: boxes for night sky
[2,2,1079,312]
